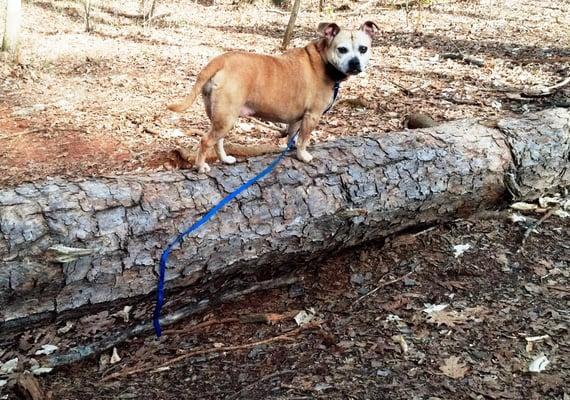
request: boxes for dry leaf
[553,209,570,219]
[453,244,471,258]
[391,335,409,353]
[110,347,121,364]
[422,304,448,314]
[57,321,74,334]
[427,310,469,327]
[34,344,58,356]
[511,202,538,211]
[0,358,19,374]
[509,213,527,223]
[294,308,315,326]
[529,355,550,372]
[440,356,469,379]
[31,367,53,376]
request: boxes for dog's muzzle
[347,57,362,74]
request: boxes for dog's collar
[325,63,349,83]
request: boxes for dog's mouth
[346,59,363,75]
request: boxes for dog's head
[318,21,379,77]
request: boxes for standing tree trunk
[140,0,157,27]
[83,0,92,32]
[281,0,301,49]
[1,0,21,55]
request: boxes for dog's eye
[337,47,349,54]
[359,46,368,54]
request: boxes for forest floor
[2,211,569,399]
[0,0,568,186]
[0,0,569,399]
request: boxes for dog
[167,21,378,173]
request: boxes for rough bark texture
[1,0,22,54]
[1,109,569,326]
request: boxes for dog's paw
[297,149,313,163]
[221,155,237,164]
[196,163,211,173]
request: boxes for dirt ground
[1,0,569,399]
[1,0,569,186]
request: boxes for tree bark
[1,0,21,54]
[281,0,301,49]
[83,0,92,33]
[1,109,569,327]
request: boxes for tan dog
[168,21,378,173]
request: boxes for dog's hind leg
[215,138,236,165]
[195,106,239,173]
[204,88,237,165]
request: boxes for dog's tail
[167,57,225,113]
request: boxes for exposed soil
[1,0,569,186]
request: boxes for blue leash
[153,82,340,337]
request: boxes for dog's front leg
[215,138,237,165]
[296,113,319,163]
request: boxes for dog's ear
[318,22,340,41]
[360,21,379,38]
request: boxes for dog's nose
[348,57,362,73]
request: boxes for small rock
[314,383,333,391]
[357,287,369,295]
[403,277,417,287]
[288,284,305,298]
[351,273,365,285]
[247,346,265,359]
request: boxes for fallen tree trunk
[1,108,569,327]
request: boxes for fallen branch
[352,270,414,307]
[441,52,485,67]
[2,109,569,327]
[248,118,286,132]
[101,324,317,381]
[522,76,570,98]
[45,276,298,368]
[517,206,560,253]
[162,311,298,335]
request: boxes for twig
[163,311,298,335]
[162,317,240,335]
[522,76,570,97]
[440,53,485,67]
[546,285,570,294]
[389,80,414,96]
[46,276,298,368]
[0,128,46,140]
[518,206,559,253]
[352,270,414,307]
[101,324,316,381]
[265,9,292,15]
[248,118,285,132]
[0,127,88,140]
[226,370,295,400]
